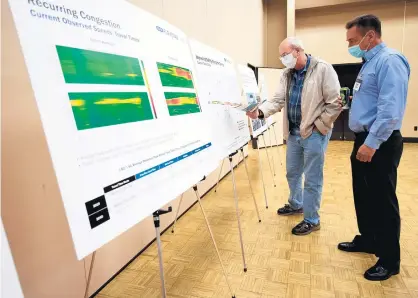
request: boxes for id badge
[353,74,363,92]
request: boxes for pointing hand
[246,109,259,119]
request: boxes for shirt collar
[296,55,310,74]
[364,42,386,61]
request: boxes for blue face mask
[348,45,366,58]
[348,33,371,58]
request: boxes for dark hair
[346,14,382,37]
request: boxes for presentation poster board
[8,0,217,259]
[189,39,250,162]
[237,64,268,137]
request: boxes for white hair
[287,37,304,51]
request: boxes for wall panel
[403,1,418,137]
[295,1,417,137]
[206,0,265,65]
[162,0,209,43]
[265,0,287,67]
[296,0,403,10]
[128,0,164,17]
[296,1,405,64]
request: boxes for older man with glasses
[247,37,342,235]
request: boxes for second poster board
[189,39,251,162]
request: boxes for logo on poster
[156,26,179,40]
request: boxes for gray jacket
[259,56,341,140]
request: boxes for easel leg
[171,193,184,233]
[156,226,167,298]
[268,127,276,176]
[84,251,96,298]
[193,186,236,298]
[228,155,247,272]
[240,148,261,223]
[261,134,277,187]
[256,138,269,209]
[214,159,225,193]
[153,208,172,298]
[272,124,283,166]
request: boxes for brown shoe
[277,204,303,216]
[292,220,320,236]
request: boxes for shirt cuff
[364,133,382,150]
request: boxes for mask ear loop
[363,31,373,51]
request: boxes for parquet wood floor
[97,142,418,298]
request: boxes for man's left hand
[313,126,324,135]
[356,144,376,162]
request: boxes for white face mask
[280,51,297,69]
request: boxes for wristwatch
[258,109,264,119]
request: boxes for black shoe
[338,241,375,254]
[338,236,375,254]
[364,262,400,281]
[291,220,320,236]
[277,204,303,216]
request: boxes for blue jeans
[286,129,332,224]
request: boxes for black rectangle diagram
[88,207,110,229]
[103,175,135,193]
[85,195,107,215]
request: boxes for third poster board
[237,64,268,137]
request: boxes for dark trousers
[351,130,403,268]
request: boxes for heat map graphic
[164,92,201,116]
[157,62,194,88]
[69,92,154,130]
[56,45,145,86]
[140,61,158,118]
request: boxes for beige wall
[296,1,405,63]
[130,0,266,66]
[287,0,296,36]
[131,0,266,66]
[403,1,418,138]
[1,1,266,297]
[296,0,418,137]
[264,0,287,67]
[296,0,404,10]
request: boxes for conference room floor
[97,141,418,298]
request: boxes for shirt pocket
[302,78,320,104]
[302,78,316,95]
[359,72,378,95]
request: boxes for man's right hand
[246,109,259,119]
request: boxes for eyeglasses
[279,49,295,58]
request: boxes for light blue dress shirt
[349,42,410,149]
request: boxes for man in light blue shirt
[338,14,410,282]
